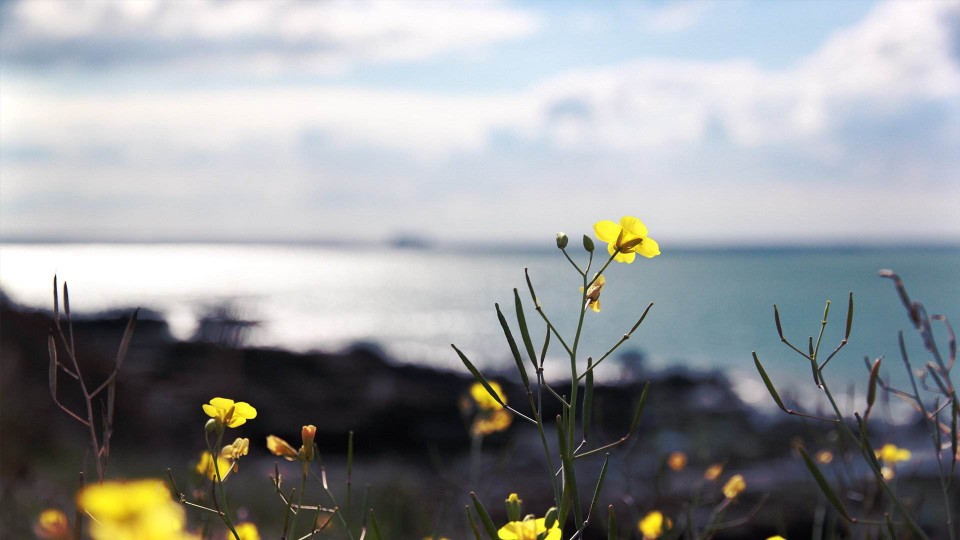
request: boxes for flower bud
[555,233,569,249]
[301,425,317,462]
[505,493,522,522]
[205,419,218,433]
[544,507,558,529]
[582,235,595,252]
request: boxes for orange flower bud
[301,425,317,462]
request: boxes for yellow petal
[233,402,257,420]
[593,220,622,243]
[208,397,235,410]
[614,250,636,264]
[266,435,299,461]
[619,216,648,238]
[636,237,661,258]
[202,404,221,419]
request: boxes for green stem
[818,373,929,539]
[207,428,240,540]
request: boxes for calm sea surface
[2,243,957,405]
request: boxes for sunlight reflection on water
[2,243,957,396]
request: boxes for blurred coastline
[0,265,950,537]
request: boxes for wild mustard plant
[753,270,958,539]
[266,427,380,540]
[456,216,659,538]
[47,276,139,484]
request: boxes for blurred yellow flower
[667,451,687,471]
[638,511,671,539]
[767,536,787,540]
[77,479,197,540]
[722,474,746,499]
[498,516,560,540]
[875,443,911,463]
[816,450,834,464]
[202,397,257,428]
[232,522,261,540]
[196,451,233,481]
[594,216,661,263]
[34,509,69,540]
[470,381,506,411]
[266,435,299,461]
[472,408,513,436]
[703,463,724,481]
[220,437,250,460]
[580,274,606,312]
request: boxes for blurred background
[1,0,959,537]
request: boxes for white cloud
[0,0,540,74]
[640,2,713,34]
[1,0,958,242]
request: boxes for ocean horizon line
[2,235,959,254]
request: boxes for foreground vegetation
[25,216,958,539]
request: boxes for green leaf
[496,303,530,389]
[798,446,851,521]
[607,505,617,540]
[587,454,610,521]
[753,353,788,412]
[470,492,500,540]
[583,357,595,441]
[514,289,539,371]
[629,382,650,435]
[453,345,507,409]
[845,292,854,340]
[466,506,483,540]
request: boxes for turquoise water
[1,243,957,402]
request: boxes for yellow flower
[579,274,606,312]
[666,451,687,471]
[875,443,911,463]
[34,509,70,540]
[767,536,787,540]
[470,381,506,411]
[202,397,257,428]
[232,522,261,540]
[77,479,198,540]
[722,474,746,499]
[638,511,672,539]
[815,450,834,464]
[196,451,233,481]
[266,435,299,461]
[703,463,724,481]
[471,408,513,436]
[594,216,661,263]
[220,437,250,460]
[498,516,561,540]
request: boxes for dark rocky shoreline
[1,296,943,538]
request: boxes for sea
[2,242,957,409]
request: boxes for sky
[1,0,958,246]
